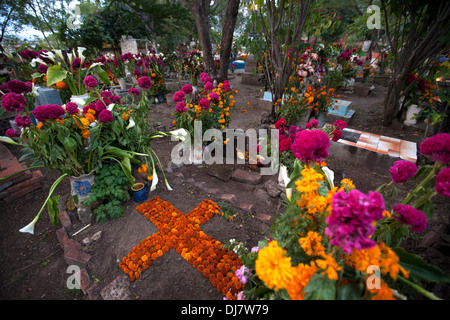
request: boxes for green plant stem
[0,165,45,182]
[402,163,440,205]
[397,275,442,300]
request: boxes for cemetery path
[0,75,448,300]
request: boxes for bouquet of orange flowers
[302,84,337,113]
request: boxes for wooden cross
[119,196,244,299]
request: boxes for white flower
[30,57,47,68]
[170,128,189,141]
[107,103,115,111]
[126,117,135,130]
[40,51,56,62]
[54,49,64,61]
[322,166,335,189]
[19,214,40,234]
[77,47,87,64]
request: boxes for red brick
[220,194,237,204]
[64,249,91,268]
[74,268,91,294]
[5,170,42,194]
[256,213,273,222]
[58,210,72,230]
[0,163,28,183]
[231,169,262,185]
[3,182,41,202]
[63,239,83,254]
[56,228,68,245]
[239,203,255,213]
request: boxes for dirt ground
[0,74,449,301]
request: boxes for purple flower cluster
[393,204,427,233]
[84,76,98,88]
[38,64,48,74]
[204,81,214,91]
[98,109,113,123]
[173,91,185,102]
[137,76,152,90]
[1,92,27,113]
[291,129,330,163]
[279,135,292,153]
[222,80,230,92]
[199,97,210,109]
[419,133,450,164]
[182,84,193,94]
[325,189,385,254]
[14,115,32,128]
[175,101,187,113]
[32,104,65,122]
[6,128,21,138]
[7,80,32,94]
[128,88,140,98]
[65,102,79,115]
[19,49,39,60]
[435,167,450,197]
[208,92,220,102]
[389,160,417,183]
[333,120,347,130]
[200,72,212,84]
[305,119,318,129]
[331,129,342,142]
[236,265,252,285]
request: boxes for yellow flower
[286,262,317,300]
[299,231,326,257]
[255,240,294,291]
[315,254,342,280]
[340,178,355,191]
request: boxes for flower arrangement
[172,72,237,139]
[302,84,337,113]
[96,52,135,84]
[119,196,244,299]
[31,47,110,96]
[231,130,450,300]
[133,52,167,96]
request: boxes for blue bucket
[132,182,149,202]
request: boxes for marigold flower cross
[119,196,244,299]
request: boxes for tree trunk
[218,0,241,83]
[180,0,217,78]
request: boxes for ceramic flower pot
[69,170,95,223]
[131,182,149,202]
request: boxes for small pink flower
[393,204,427,233]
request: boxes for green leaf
[47,195,60,226]
[303,274,336,300]
[46,65,67,87]
[336,282,365,300]
[393,247,450,284]
[63,137,77,153]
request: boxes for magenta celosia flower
[173,91,185,102]
[7,80,31,94]
[331,129,342,142]
[333,120,347,130]
[65,102,79,115]
[14,115,32,128]
[1,92,27,112]
[435,167,450,197]
[6,128,21,137]
[288,125,298,138]
[204,81,214,91]
[95,98,111,113]
[279,135,292,153]
[72,58,82,69]
[389,160,417,183]
[199,72,209,82]
[182,84,193,94]
[275,118,286,129]
[32,104,65,122]
[419,133,450,164]
[222,80,230,92]
[100,90,113,98]
[84,76,98,88]
[325,189,385,253]
[38,64,48,74]
[393,204,427,233]
[137,76,152,89]
[111,95,121,104]
[208,92,220,102]
[19,49,38,60]
[199,97,210,109]
[175,101,187,113]
[305,119,318,129]
[128,88,140,97]
[291,129,330,163]
[98,109,113,123]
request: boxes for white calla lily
[107,103,115,111]
[19,214,40,234]
[71,97,86,106]
[30,57,47,67]
[67,53,73,64]
[126,117,135,130]
[170,128,189,141]
[40,51,56,62]
[54,49,64,61]
[77,47,86,64]
[322,166,335,189]
[150,167,159,191]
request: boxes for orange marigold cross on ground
[119,196,245,299]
